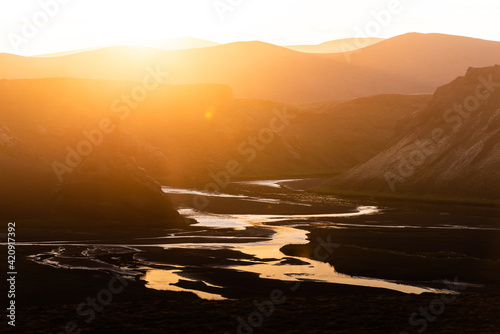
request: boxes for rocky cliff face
[322,65,500,203]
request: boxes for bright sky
[1,0,499,55]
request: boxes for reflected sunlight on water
[144,206,450,297]
[141,269,227,300]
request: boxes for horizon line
[4,32,500,57]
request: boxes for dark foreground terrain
[3,245,500,334]
[2,181,500,333]
[13,293,500,333]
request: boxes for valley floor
[2,178,499,333]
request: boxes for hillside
[0,78,430,187]
[320,65,500,204]
[0,79,184,225]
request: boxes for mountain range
[2,33,500,102]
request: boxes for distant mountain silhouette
[285,38,383,53]
[1,33,499,102]
[34,37,220,57]
[321,65,500,204]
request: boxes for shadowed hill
[0,79,184,225]
[320,65,500,204]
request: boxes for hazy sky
[1,0,499,55]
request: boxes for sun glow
[1,1,500,55]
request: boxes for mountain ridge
[320,65,500,204]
